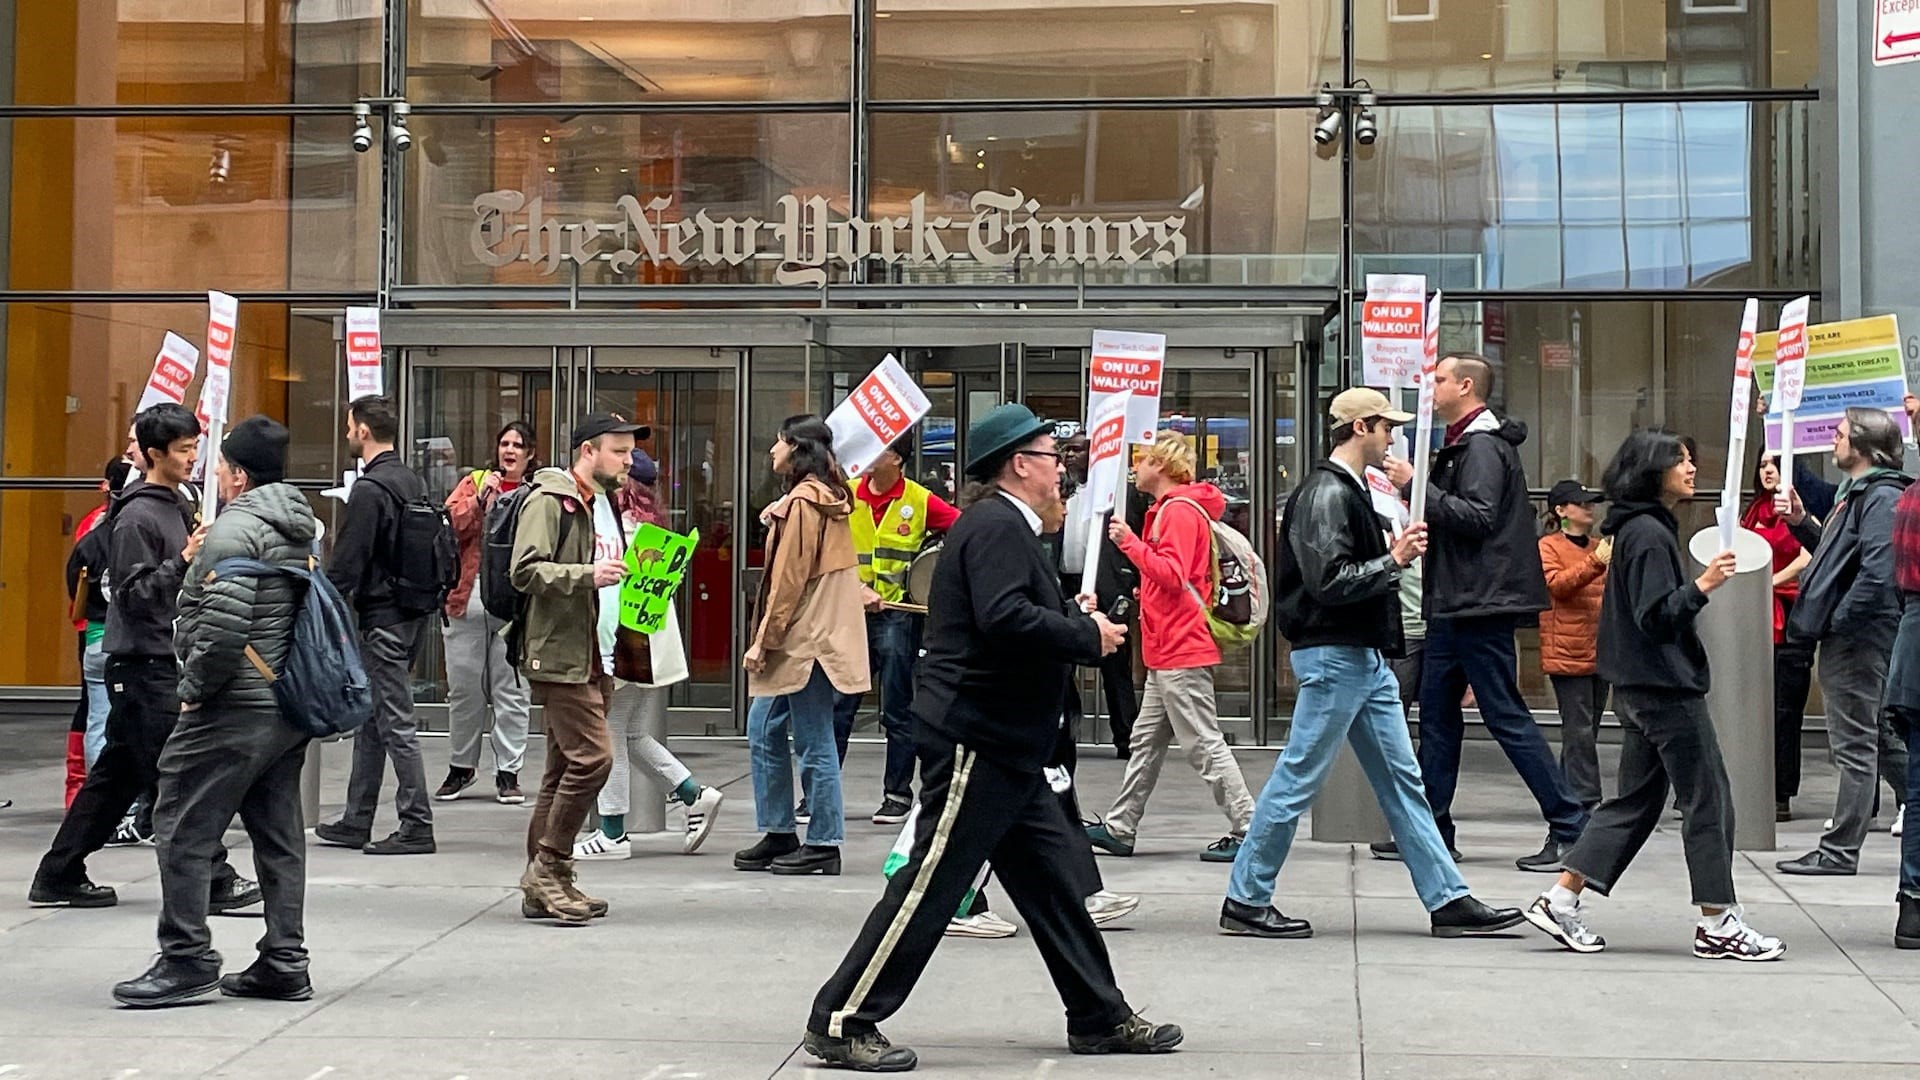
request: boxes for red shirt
[1741,496,1805,643]
[1444,405,1489,446]
[856,475,959,533]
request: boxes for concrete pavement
[2,725,1919,1079]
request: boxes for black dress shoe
[1218,898,1312,938]
[1775,851,1855,876]
[1067,1013,1184,1055]
[219,959,313,1001]
[1515,837,1569,873]
[209,874,262,914]
[112,954,222,1008]
[364,832,436,856]
[1898,894,1920,950]
[312,821,370,849]
[1430,895,1526,937]
[733,832,800,871]
[28,876,117,908]
[1372,840,1463,863]
[770,844,842,876]
[1776,800,1792,823]
[802,1029,918,1072]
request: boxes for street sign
[1875,1,1920,67]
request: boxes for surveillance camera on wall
[389,102,412,152]
[1312,87,1341,146]
[351,103,373,153]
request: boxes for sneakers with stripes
[1694,907,1785,962]
[682,786,724,854]
[1523,894,1606,954]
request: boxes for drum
[905,542,943,607]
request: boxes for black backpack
[479,483,573,625]
[218,557,375,738]
[360,474,459,620]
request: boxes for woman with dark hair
[734,415,868,876]
[1524,430,1785,961]
[1537,480,1611,811]
[436,420,537,804]
[1741,450,1813,821]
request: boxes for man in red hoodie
[1087,433,1255,862]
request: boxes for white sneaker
[573,832,631,861]
[946,912,1019,939]
[1523,895,1606,954]
[1893,807,1906,837]
[1694,906,1785,962]
[1085,890,1141,927]
[682,787,725,854]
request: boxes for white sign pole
[1078,390,1132,605]
[1718,298,1760,553]
[1407,290,1442,525]
[197,291,240,522]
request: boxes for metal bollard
[300,740,324,827]
[1311,744,1391,844]
[630,687,670,835]
[1687,526,1776,852]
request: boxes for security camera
[1353,89,1379,146]
[1312,87,1342,146]
[388,102,412,152]
[351,103,373,153]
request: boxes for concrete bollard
[632,688,670,835]
[1687,525,1777,852]
[1312,744,1391,844]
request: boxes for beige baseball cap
[1329,387,1414,425]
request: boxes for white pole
[1077,514,1103,612]
[200,414,223,524]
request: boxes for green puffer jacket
[510,467,601,683]
[175,483,319,710]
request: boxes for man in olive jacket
[113,417,320,1009]
[510,412,637,923]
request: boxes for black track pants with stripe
[809,728,1133,1040]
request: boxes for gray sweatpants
[599,681,692,817]
[442,590,530,774]
[1817,633,1893,869]
[340,619,433,837]
[1103,666,1254,841]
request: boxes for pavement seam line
[1743,849,1920,1031]
[1350,843,1367,1080]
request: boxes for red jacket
[1118,482,1227,670]
[444,470,523,619]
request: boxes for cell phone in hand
[1108,596,1133,622]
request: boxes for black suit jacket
[915,493,1104,772]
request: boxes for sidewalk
[2,726,1918,1079]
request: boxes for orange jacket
[1538,531,1607,676]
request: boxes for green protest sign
[619,524,699,634]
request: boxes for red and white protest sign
[826,354,933,478]
[345,306,384,399]
[1361,274,1426,389]
[1718,297,1761,552]
[1772,295,1811,412]
[1089,330,1166,445]
[192,291,240,488]
[1077,390,1132,602]
[1407,290,1442,525]
[138,332,200,412]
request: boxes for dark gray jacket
[176,483,319,710]
[1786,471,1907,651]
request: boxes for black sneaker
[1775,851,1855,876]
[1371,840,1463,863]
[1218,898,1312,938]
[802,1029,918,1072]
[28,876,118,908]
[219,959,313,1002]
[434,766,476,801]
[1776,800,1792,823]
[872,796,912,825]
[495,771,525,805]
[364,831,436,856]
[1067,1013,1184,1055]
[733,832,800,871]
[104,816,154,848]
[312,821,371,849]
[112,953,222,1009]
[1515,837,1569,873]
[208,874,263,915]
[770,844,842,876]
[1429,895,1525,938]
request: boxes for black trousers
[811,729,1132,1041]
[37,656,235,889]
[972,719,1104,914]
[1773,596,1816,802]
[154,704,311,971]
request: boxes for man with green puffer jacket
[113,417,321,1009]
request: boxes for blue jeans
[832,609,922,799]
[749,663,844,846]
[1230,645,1470,913]
[81,636,109,768]
[1418,615,1589,848]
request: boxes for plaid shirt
[1894,482,1920,595]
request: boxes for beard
[593,466,626,492]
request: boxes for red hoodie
[1118,482,1227,670]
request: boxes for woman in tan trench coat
[733,415,870,877]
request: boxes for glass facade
[0,1,1822,739]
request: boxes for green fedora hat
[964,402,1053,479]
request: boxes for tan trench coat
[747,477,871,697]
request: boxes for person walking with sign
[804,404,1179,1072]
[1523,430,1785,962]
[734,415,869,877]
[435,421,537,805]
[832,432,959,826]
[1538,480,1612,811]
[1223,390,1524,942]
[1376,353,1588,870]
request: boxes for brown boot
[520,854,591,925]
[556,856,609,917]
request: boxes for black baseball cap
[570,411,646,447]
[1548,479,1603,508]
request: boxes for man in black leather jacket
[1222,389,1522,941]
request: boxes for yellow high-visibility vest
[849,477,931,603]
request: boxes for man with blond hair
[1087,432,1255,862]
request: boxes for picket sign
[345,306,383,399]
[1772,295,1811,499]
[1089,330,1166,445]
[1361,274,1426,390]
[1076,390,1132,606]
[825,355,933,478]
[138,332,200,413]
[1717,298,1760,553]
[195,291,240,517]
[1407,291,1442,525]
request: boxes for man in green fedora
[804,403,1182,1072]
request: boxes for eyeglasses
[1016,450,1061,463]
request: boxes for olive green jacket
[510,467,602,683]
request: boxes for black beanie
[222,415,289,486]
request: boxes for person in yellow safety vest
[828,433,960,827]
